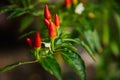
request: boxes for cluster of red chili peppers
[26,4,60,50]
[26,32,41,49]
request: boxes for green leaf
[102,8,110,45]
[63,38,95,61]
[19,30,36,39]
[90,30,101,52]
[0,5,16,14]
[0,60,37,72]
[102,23,109,45]
[83,30,95,52]
[79,40,96,61]
[77,28,95,52]
[55,43,78,52]
[40,56,62,80]
[110,41,119,56]
[8,9,26,19]
[114,12,120,36]
[62,49,86,80]
[28,8,43,16]
[19,15,34,32]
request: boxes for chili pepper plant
[0,0,120,80]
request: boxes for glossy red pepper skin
[26,38,33,48]
[44,4,52,20]
[34,32,41,49]
[49,22,57,38]
[65,0,71,8]
[54,14,60,27]
[26,32,41,49]
[44,18,50,29]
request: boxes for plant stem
[19,60,38,65]
[0,60,38,72]
[57,27,59,36]
[63,38,78,43]
[34,48,40,60]
[51,38,55,52]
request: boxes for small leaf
[28,8,43,16]
[83,30,95,52]
[90,30,102,52]
[40,56,62,80]
[0,61,37,72]
[62,49,86,80]
[8,9,26,19]
[0,5,16,14]
[19,30,36,39]
[19,15,34,32]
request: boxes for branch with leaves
[1,0,119,80]
[0,4,97,80]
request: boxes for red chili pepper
[44,4,52,20]
[54,14,60,27]
[65,0,71,8]
[26,32,41,49]
[44,18,50,29]
[26,38,33,48]
[49,22,57,38]
[34,32,41,49]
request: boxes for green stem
[51,38,55,52]
[34,48,40,60]
[19,60,38,65]
[0,60,38,72]
[63,38,78,43]
[57,27,62,37]
[57,27,60,36]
